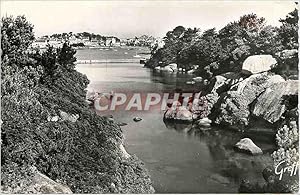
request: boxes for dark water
[75,48,275,193]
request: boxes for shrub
[1,15,153,193]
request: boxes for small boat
[124,52,128,54]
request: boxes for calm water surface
[75,48,275,193]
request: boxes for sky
[1,1,297,38]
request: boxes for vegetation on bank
[1,16,154,193]
[147,8,299,193]
[146,9,298,79]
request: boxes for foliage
[271,9,299,79]
[278,9,298,49]
[1,15,153,193]
[146,10,298,79]
[1,15,35,69]
[57,42,77,70]
[272,120,299,166]
[146,26,199,67]
[70,42,85,47]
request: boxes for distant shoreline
[75,59,142,64]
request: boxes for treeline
[47,32,120,42]
[1,16,153,193]
[146,10,298,79]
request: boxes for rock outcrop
[213,73,285,128]
[205,72,244,115]
[235,138,263,155]
[252,80,298,123]
[119,144,131,159]
[197,117,212,127]
[242,55,277,74]
[155,63,178,72]
[2,167,72,194]
[29,171,72,194]
[164,106,193,122]
[204,75,230,116]
[163,95,210,122]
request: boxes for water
[75,48,275,193]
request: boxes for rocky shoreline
[159,53,298,192]
[161,54,298,131]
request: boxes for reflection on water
[163,120,274,183]
[76,48,275,193]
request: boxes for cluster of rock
[163,53,298,135]
[86,90,114,106]
[161,53,298,193]
[205,54,298,130]
[154,63,178,72]
[154,63,200,74]
[163,96,212,127]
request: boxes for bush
[147,10,298,79]
[1,15,153,193]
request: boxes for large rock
[190,96,209,119]
[164,102,193,122]
[205,72,244,116]
[242,55,277,74]
[119,144,131,159]
[252,80,298,123]
[197,117,212,127]
[206,75,228,94]
[206,72,244,95]
[29,170,72,193]
[86,90,99,101]
[204,75,230,115]
[2,167,73,194]
[213,73,285,127]
[156,63,178,72]
[235,138,263,155]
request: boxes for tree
[146,26,200,67]
[42,45,57,68]
[1,15,35,68]
[57,42,77,70]
[278,8,298,49]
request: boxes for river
[75,47,275,193]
